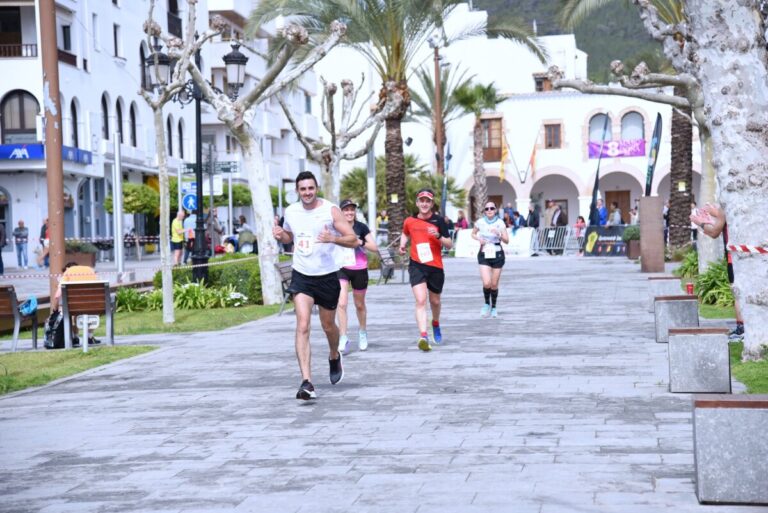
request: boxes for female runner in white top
[471,201,510,318]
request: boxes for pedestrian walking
[398,188,453,351]
[336,199,378,354]
[171,210,185,265]
[183,211,196,263]
[38,218,49,268]
[272,171,357,400]
[472,201,509,318]
[12,220,29,269]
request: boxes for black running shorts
[288,270,341,310]
[408,260,445,294]
[477,249,505,269]
[727,261,734,284]
[338,267,369,291]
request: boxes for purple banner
[588,139,646,159]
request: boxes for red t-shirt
[403,213,449,269]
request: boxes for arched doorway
[469,179,518,222]
[530,174,579,225]
[600,171,643,224]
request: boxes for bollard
[654,295,699,343]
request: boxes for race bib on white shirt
[483,244,498,259]
[338,246,357,267]
[295,233,313,256]
[416,242,434,263]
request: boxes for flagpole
[588,114,611,226]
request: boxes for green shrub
[673,249,699,278]
[115,287,147,312]
[152,254,261,303]
[696,258,735,307]
[65,240,98,254]
[621,225,640,242]
[668,244,694,262]
[145,289,163,311]
[368,252,381,270]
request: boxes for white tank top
[283,199,341,276]
[476,216,507,244]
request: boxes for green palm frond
[453,82,505,118]
[558,0,684,30]
[409,65,475,125]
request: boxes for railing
[0,43,38,58]
[57,49,77,66]
[167,12,182,38]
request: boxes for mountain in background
[476,0,660,83]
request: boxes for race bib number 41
[295,234,313,256]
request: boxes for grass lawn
[730,342,768,394]
[0,346,156,395]
[699,303,736,319]
[3,304,283,340]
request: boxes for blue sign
[182,193,197,212]
[0,143,93,164]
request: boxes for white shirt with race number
[283,199,341,276]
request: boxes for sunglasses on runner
[484,206,496,211]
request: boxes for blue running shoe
[432,324,442,345]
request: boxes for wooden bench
[377,247,407,284]
[276,260,294,316]
[61,281,114,349]
[0,285,39,352]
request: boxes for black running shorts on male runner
[338,267,369,291]
[408,260,445,294]
[288,270,341,310]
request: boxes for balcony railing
[0,43,38,58]
[167,12,182,38]
[58,49,77,67]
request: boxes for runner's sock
[420,331,429,339]
[483,287,491,305]
[432,319,440,328]
[490,289,498,308]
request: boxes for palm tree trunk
[471,119,487,220]
[668,85,693,249]
[385,117,407,243]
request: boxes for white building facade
[0,0,317,263]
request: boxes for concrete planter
[654,295,698,343]
[626,239,641,260]
[668,328,731,393]
[693,394,768,505]
[647,276,682,313]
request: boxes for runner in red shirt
[399,189,452,351]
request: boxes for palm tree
[558,0,693,250]
[453,82,506,220]
[409,64,474,157]
[249,0,542,241]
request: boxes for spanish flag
[499,130,509,183]
[528,140,537,180]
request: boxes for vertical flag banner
[528,139,537,180]
[588,113,611,226]
[644,113,663,196]
[499,131,508,183]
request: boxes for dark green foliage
[621,225,640,242]
[104,183,160,214]
[672,249,698,278]
[152,253,262,304]
[695,258,734,307]
[65,240,98,254]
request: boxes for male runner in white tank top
[273,171,357,400]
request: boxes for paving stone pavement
[0,257,761,513]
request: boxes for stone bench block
[668,328,731,393]
[694,395,768,505]
[654,295,698,343]
[647,276,682,313]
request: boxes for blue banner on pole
[0,143,93,164]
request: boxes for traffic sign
[182,193,197,212]
[215,161,238,173]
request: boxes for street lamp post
[145,40,248,282]
[428,36,445,176]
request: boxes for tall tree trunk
[321,158,340,204]
[235,125,282,305]
[385,117,407,243]
[152,108,175,324]
[668,86,694,250]
[687,1,768,360]
[471,119,488,221]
